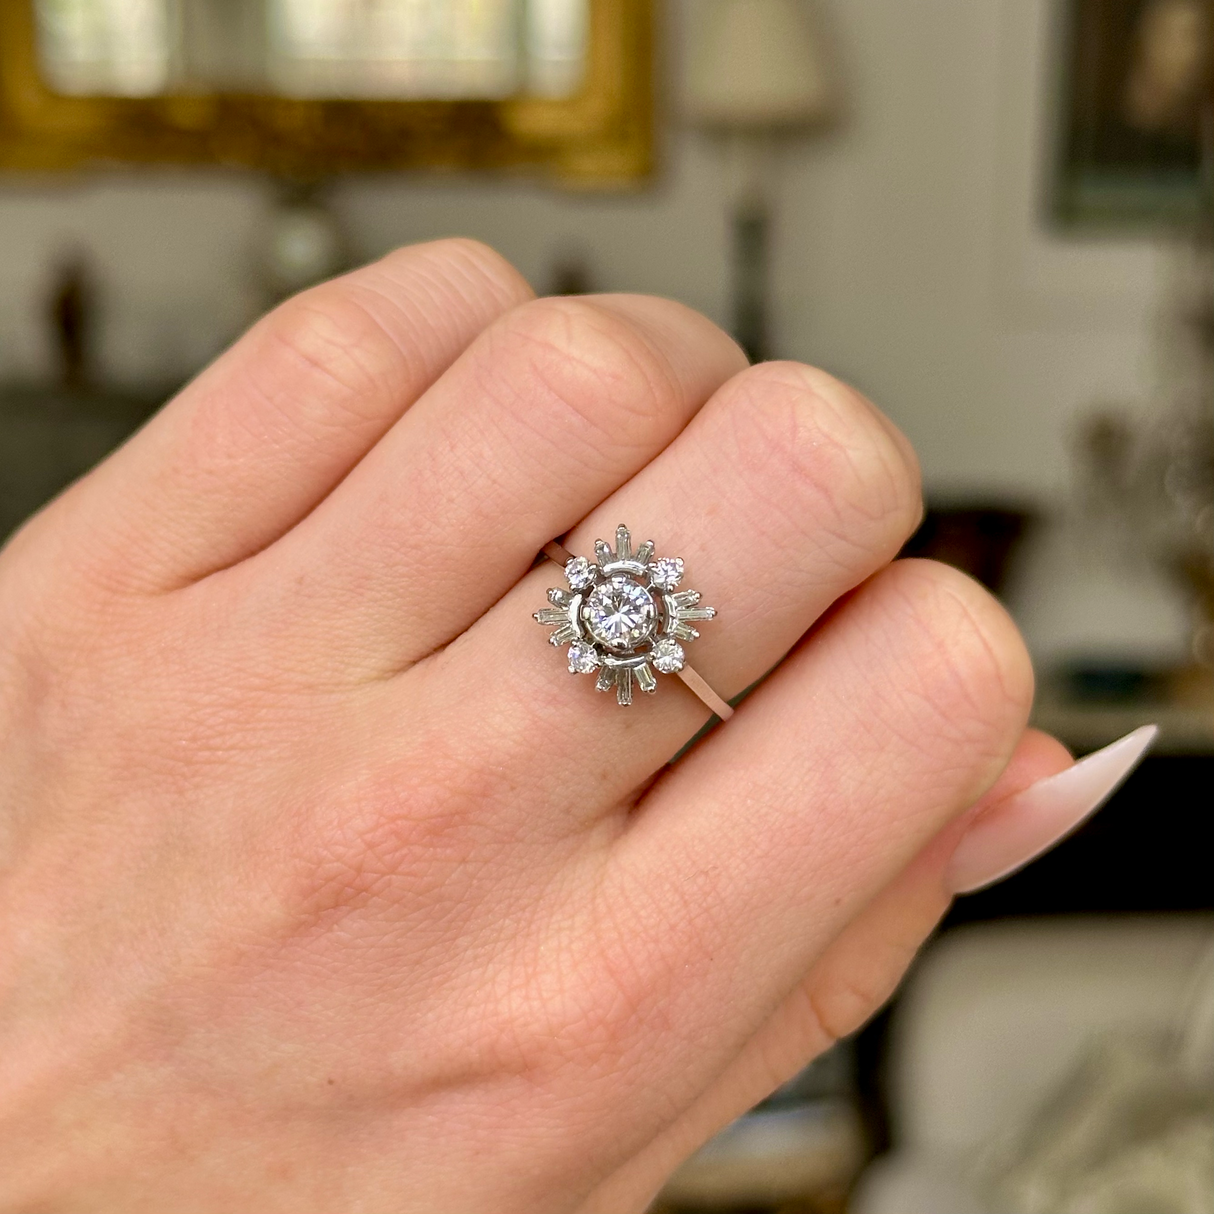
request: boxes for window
[32,0,589,101]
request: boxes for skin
[0,240,1070,1213]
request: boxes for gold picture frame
[0,0,652,184]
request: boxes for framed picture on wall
[1054,0,1211,226]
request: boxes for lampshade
[683,0,836,130]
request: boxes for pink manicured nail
[946,725,1158,894]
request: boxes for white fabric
[851,1151,993,1214]
[887,917,1214,1155]
[851,916,1214,1214]
[1180,935,1214,1088]
[978,1032,1214,1214]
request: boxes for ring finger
[398,360,924,826]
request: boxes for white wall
[0,0,1174,506]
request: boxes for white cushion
[1179,934,1214,1087]
[887,916,1214,1155]
[850,1149,994,1214]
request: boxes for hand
[0,240,1071,1212]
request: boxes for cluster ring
[534,525,734,720]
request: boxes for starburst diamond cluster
[533,525,717,706]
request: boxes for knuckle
[387,237,533,309]
[241,240,531,444]
[488,296,685,452]
[253,286,410,427]
[729,362,923,549]
[878,558,1034,745]
[807,965,894,1043]
[804,980,857,1046]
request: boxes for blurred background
[1,1,1212,1211]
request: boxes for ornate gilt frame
[0,0,652,183]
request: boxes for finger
[546,561,1032,1191]
[619,560,1034,1030]
[577,849,953,1214]
[402,361,922,829]
[242,294,747,671]
[579,730,1073,1214]
[24,240,532,593]
[580,851,951,1214]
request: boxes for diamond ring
[534,525,734,719]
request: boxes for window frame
[0,0,652,184]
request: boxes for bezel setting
[533,525,717,706]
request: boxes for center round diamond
[584,577,657,651]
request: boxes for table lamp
[684,0,838,360]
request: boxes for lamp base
[733,202,769,362]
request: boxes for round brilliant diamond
[648,557,684,590]
[567,642,600,674]
[564,556,597,591]
[650,637,686,674]
[584,577,657,651]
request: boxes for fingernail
[946,725,1158,894]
